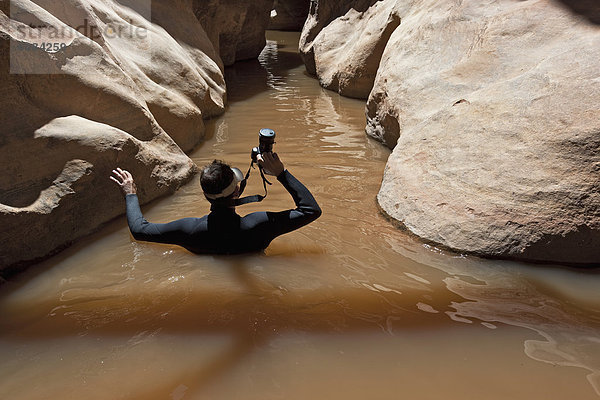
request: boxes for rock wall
[193,0,274,66]
[269,0,310,31]
[302,0,600,264]
[0,0,272,271]
[300,0,400,99]
[299,0,378,77]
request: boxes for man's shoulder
[240,211,269,226]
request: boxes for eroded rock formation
[303,0,600,263]
[301,0,400,99]
[0,0,272,270]
[193,0,274,66]
[299,0,378,78]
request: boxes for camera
[251,128,276,162]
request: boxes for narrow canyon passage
[0,31,599,400]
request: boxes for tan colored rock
[366,0,600,263]
[0,116,196,270]
[300,0,600,263]
[0,0,229,269]
[269,0,310,31]
[307,0,400,98]
[192,0,274,66]
[299,0,377,76]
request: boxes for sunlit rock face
[304,0,600,263]
[193,0,274,66]
[299,0,378,78]
[0,0,271,270]
[269,0,310,31]
[300,0,400,99]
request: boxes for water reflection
[384,234,600,395]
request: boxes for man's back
[123,169,321,254]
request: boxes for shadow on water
[119,334,265,400]
[225,53,302,103]
[0,274,465,339]
[224,58,271,104]
[3,241,600,398]
[0,247,468,400]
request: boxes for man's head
[200,160,243,205]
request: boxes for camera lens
[259,128,275,141]
[259,128,275,153]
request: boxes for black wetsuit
[125,170,321,254]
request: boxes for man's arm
[125,193,199,244]
[111,168,200,246]
[265,169,322,236]
[257,153,322,237]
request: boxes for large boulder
[299,0,378,76]
[302,0,600,263]
[301,0,400,98]
[269,0,310,31]
[370,0,600,263]
[0,0,230,270]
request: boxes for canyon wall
[0,0,273,271]
[301,0,600,264]
[299,0,397,99]
[269,0,310,31]
[193,0,274,66]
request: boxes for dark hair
[200,160,234,197]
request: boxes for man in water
[110,152,321,254]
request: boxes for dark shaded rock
[269,0,310,31]
[193,0,274,66]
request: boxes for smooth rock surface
[299,0,378,76]
[269,0,310,31]
[308,0,400,98]
[0,0,230,270]
[302,0,600,263]
[369,0,600,263]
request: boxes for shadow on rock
[556,0,600,24]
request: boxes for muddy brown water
[1,31,599,400]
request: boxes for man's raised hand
[257,152,284,177]
[110,168,137,195]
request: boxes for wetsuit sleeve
[265,169,322,237]
[125,194,198,245]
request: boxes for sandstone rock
[299,0,378,76]
[0,0,228,270]
[366,0,600,263]
[0,116,196,271]
[300,0,600,263]
[269,0,310,31]
[307,0,400,98]
[192,0,274,66]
